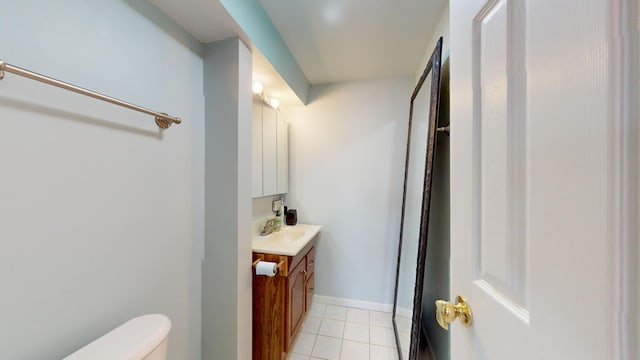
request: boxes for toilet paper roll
[255,261,277,277]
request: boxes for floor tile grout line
[301,330,397,349]
[299,305,398,359]
[308,331,318,358]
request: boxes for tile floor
[287,302,405,360]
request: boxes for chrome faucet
[260,218,278,236]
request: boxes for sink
[268,230,306,242]
[252,224,322,256]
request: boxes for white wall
[0,1,204,359]
[287,77,412,304]
[253,195,283,221]
[416,3,450,82]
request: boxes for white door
[449,0,628,359]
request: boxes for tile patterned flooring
[286,302,405,360]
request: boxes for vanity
[252,224,321,360]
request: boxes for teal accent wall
[218,0,310,104]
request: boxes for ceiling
[150,0,446,104]
[259,0,447,84]
[149,0,248,44]
[252,48,304,107]
[150,0,302,106]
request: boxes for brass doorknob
[435,295,473,330]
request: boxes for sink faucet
[260,218,277,236]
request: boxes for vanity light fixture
[252,81,264,94]
[252,81,281,109]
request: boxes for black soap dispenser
[285,209,297,226]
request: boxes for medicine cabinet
[252,96,288,198]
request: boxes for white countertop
[252,223,321,256]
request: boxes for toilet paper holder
[252,256,287,277]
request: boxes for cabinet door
[252,253,285,360]
[305,272,315,312]
[305,248,315,312]
[286,258,306,350]
[262,105,278,196]
[251,98,263,198]
[276,112,288,194]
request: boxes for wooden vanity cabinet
[286,258,306,346]
[305,247,315,310]
[253,240,316,360]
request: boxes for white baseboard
[395,306,412,318]
[313,295,393,313]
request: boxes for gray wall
[0,1,204,359]
[202,37,253,360]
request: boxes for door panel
[474,0,528,311]
[451,0,614,359]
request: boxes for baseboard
[313,295,393,313]
[395,306,412,318]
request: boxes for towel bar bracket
[0,61,5,80]
[155,113,176,129]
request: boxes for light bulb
[252,81,264,94]
[270,98,280,109]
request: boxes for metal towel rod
[0,60,182,129]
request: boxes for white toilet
[64,314,172,360]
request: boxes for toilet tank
[64,314,172,360]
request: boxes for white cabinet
[252,99,263,198]
[252,97,288,198]
[262,104,278,195]
[276,112,289,194]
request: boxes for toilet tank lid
[64,314,172,360]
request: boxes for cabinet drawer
[306,247,315,275]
